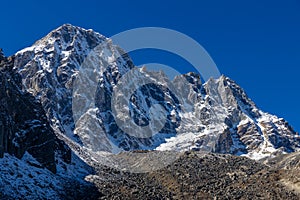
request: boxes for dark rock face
[0,56,69,173]
[96,67,182,151]
[214,128,234,154]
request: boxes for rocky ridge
[12,24,300,159]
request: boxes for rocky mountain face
[176,75,300,158]
[0,53,99,199]
[0,24,299,199]
[0,55,63,173]
[12,24,300,159]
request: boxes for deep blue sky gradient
[0,0,299,130]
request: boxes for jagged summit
[12,24,300,160]
[13,24,135,148]
[32,23,106,48]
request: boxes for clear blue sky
[0,0,299,131]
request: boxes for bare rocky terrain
[86,151,300,200]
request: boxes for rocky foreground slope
[0,24,299,199]
[91,151,300,200]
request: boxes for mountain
[0,24,299,199]
[13,24,300,159]
[157,75,300,158]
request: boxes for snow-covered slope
[157,76,300,160]
[0,151,96,199]
[12,24,300,161]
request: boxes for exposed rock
[13,24,300,159]
[0,56,58,172]
[90,151,300,200]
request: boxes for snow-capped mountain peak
[12,24,300,160]
[1,24,300,198]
